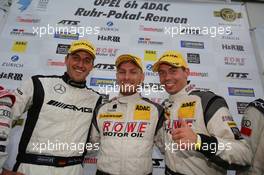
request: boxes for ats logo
[226,72,250,80]
[58,20,80,26]
[94,64,116,71]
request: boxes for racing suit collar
[117,92,141,104]
[168,84,191,102]
[62,72,86,89]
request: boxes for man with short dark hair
[153,50,252,175]
[3,40,102,175]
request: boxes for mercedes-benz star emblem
[53,84,66,94]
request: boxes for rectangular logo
[181,41,204,49]
[228,87,255,97]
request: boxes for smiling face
[158,63,190,95]
[116,61,144,96]
[65,50,94,82]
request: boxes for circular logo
[220,8,237,22]
[11,55,19,62]
[242,119,251,127]
[146,64,153,71]
[53,84,66,94]
[107,21,113,27]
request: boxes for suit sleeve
[11,78,34,120]
[197,106,252,170]
[0,91,15,172]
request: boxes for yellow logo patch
[12,41,28,53]
[178,101,196,119]
[99,112,123,119]
[134,104,150,120]
[227,121,237,128]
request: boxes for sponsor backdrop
[0,0,263,174]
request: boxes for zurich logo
[11,55,19,62]
[53,84,66,94]
[106,21,114,27]
[146,64,153,71]
[17,0,32,12]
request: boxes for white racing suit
[91,93,164,175]
[238,99,264,175]
[163,84,252,175]
[0,86,15,173]
[10,73,101,175]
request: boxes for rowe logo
[47,100,92,113]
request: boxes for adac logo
[214,8,242,22]
[134,104,150,121]
[181,101,196,108]
[17,0,32,12]
[135,105,150,111]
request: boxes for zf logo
[226,72,249,79]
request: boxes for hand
[171,120,197,150]
[1,169,25,175]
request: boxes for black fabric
[96,169,152,175]
[14,76,45,171]
[197,134,218,158]
[248,98,264,115]
[190,90,228,127]
[62,72,86,88]
[16,153,83,167]
[165,166,185,175]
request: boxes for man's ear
[185,68,190,76]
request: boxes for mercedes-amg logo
[53,84,66,94]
